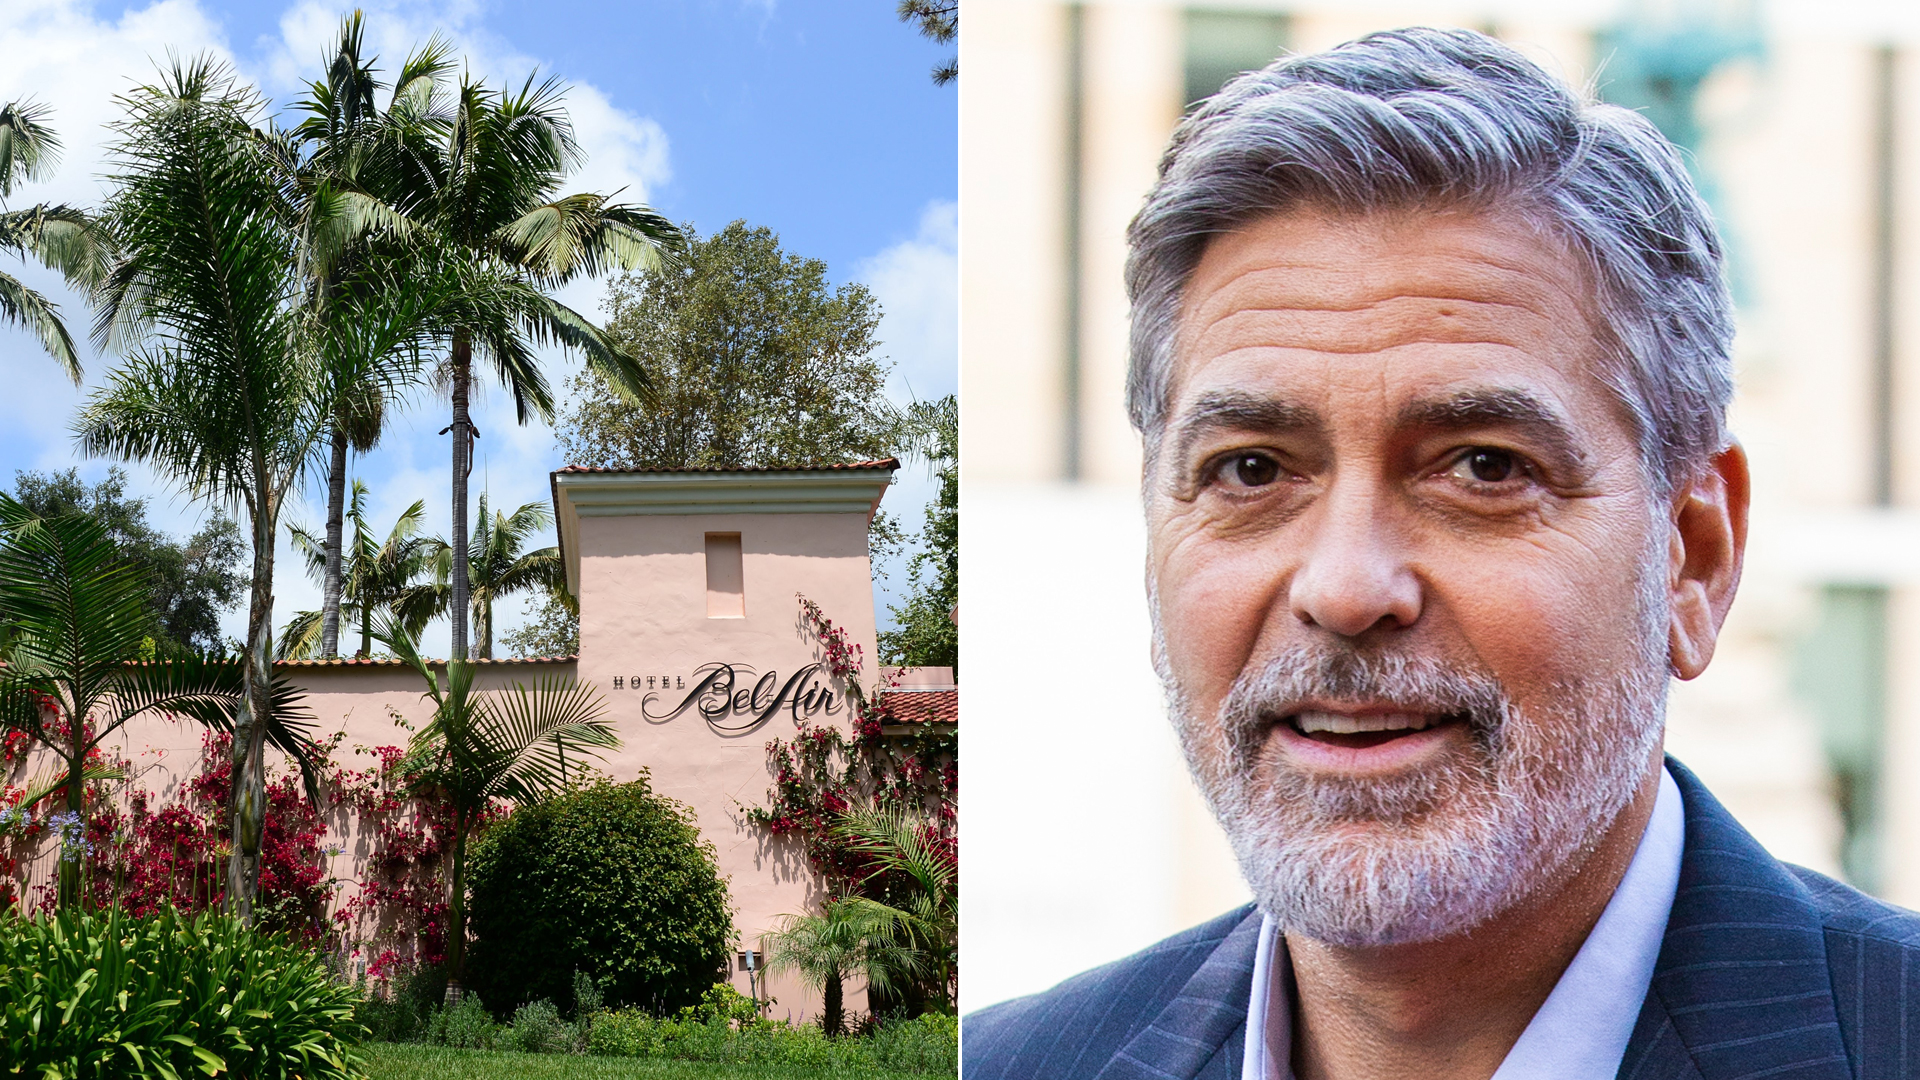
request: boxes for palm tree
[291,15,455,660]
[764,898,917,1036]
[278,481,446,659]
[74,58,384,922]
[0,496,320,910]
[375,618,618,1002]
[413,72,683,661]
[459,494,565,660]
[0,99,109,380]
[834,804,958,1013]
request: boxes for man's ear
[1669,442,1750,680]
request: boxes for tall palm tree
[414,73,683,661]
[0,495,319,910]
[291,15,455,660]
[74,58,399,922]
[0,99,110,380]
[460,494,565,660]
[375,618,618,1002]
[278,481,446,660]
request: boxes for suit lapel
[1616,759,1852,1080]
[1096,910,1261,1080]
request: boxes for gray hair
[1126,27,1734,495]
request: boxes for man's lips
[1264,708,1470,770]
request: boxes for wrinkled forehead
[1161,206,1623,453]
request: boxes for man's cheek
[1160,555,1277,694]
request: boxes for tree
[452,495,567,660]
[11,468,244,658]
[0,99,110,380]
[408,72,683,665]
[897,1,958,86]
[764,897,916,1035]
[834,803,957,1013]
[0,495,319,910]
[555,221,896,471]
[290,15,455,661]
[878,395,956,672]
[500,592,578,659]
[76,59,342,923]
[376,618,620,1002]
[278,481,444,660]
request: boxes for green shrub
[465,776,732,1015]
[428,994,499,1049]
[506,998,576,1053]
[581,984,958,1073]
[869,1013,959,1074]
[354,963,446,1042]
[0,906,365,1079]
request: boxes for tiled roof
[274,655,577,668]
[875,688,958,726]
[556,459,899,475]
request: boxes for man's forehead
[1165,206,1613,436]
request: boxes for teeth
[1294,711,1434,735]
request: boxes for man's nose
[1286,482,1422,638]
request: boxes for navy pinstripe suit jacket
[963,759,1920,1079]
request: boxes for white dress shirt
[1243,765,1686,1080]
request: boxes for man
[963,27,1920,1080]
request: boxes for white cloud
[859,199,958,405]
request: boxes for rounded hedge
[465,775,733,1015]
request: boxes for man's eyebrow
[1397,388,1587,471]
[1169,391,1323,465]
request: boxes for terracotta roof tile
[556,459,899,475]
[875,688,958,726]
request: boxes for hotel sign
[624,662,844,735]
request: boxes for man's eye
[1451,448,1521,484]
[1219,453,1281,488]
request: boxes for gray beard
[1155,584,1669,947]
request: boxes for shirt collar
[1244,764,1686,1080]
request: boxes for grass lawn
[355,1042,937,1080]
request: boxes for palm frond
[0,269,81,383]
[0,100,61,198]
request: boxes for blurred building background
[961,0,1920,1011]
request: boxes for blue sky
[0,0,956,654]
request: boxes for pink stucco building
[81,459,955,1020]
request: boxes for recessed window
[706,532,744,618]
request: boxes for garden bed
[359,1043,936,1080]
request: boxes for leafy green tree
[278,480,445,659]
[878,395,956,672]
[376,619,620,1002]
[0,99,110,380]
[0,496,319,909]
[556,221,896,471]
[11,468,244,658]
[500,592,578,659]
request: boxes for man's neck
[1287,758,1665,1080]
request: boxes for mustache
[1216,646,1511,765]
